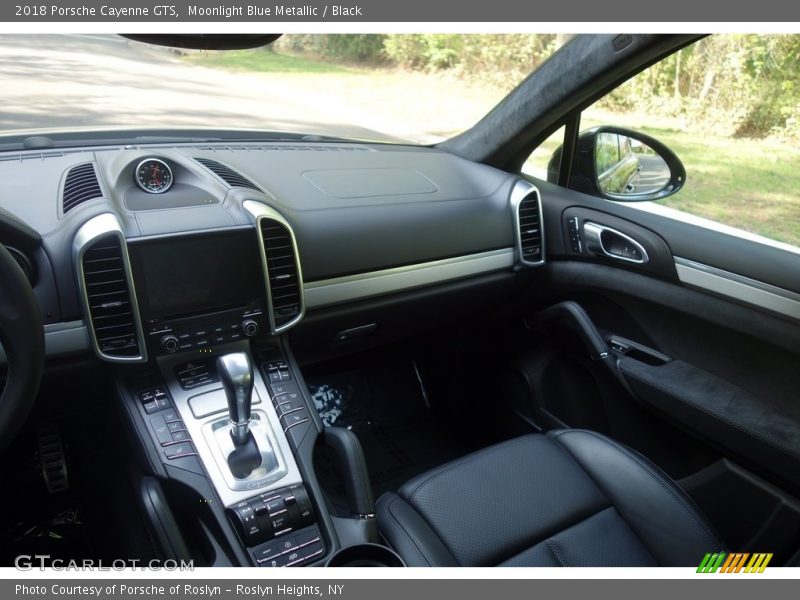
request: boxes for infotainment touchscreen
[128,228,264,321]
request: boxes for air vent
[259,219,303,331]
[194,158,261,191]
[80,234,142,359]
[62,163,103,214]
[517,190,544,265]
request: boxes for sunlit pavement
[0,34,399,142]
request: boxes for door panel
[528,176,800,496]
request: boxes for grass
[183,49,800,248]
[182,49,352,74]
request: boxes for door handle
[583,222,649,264]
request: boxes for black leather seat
[376,430,724,567]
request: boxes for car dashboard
[0,139,545,567]
[0,140,544,365]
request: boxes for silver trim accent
[157,342,303,508]
[0,320,90,365]
[134,158,174,194]
[303,248,515,310]
[73,213,148,363]
[510,179,545,267]
[583,222,649,265]
[675,257,800,322]
[243,200,305,335]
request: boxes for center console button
[255,540,283,562]
[271,513,290,531]
[278,403,303,417]
[294,528,320,547]
[150,415,174,446]
[281,411,308,430]
[162,408,180,423]
[258,552,291,568]
[265,498,285,514]
[167,420,185,432]
[171,430,190,443]
[164,442,196,459]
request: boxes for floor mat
[307,360,469,500]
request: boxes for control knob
[241,319,259,337]
[160,334,179,354]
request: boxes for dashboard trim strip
[3,249,515,364]
[303,248,515,310]
[0,320,89,365]
[675,257,800,322]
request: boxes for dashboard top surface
[0,140,521,325]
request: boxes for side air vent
[80,233,143,360]
[194,157,261,191]
[258,218,303,332]
[62,163,103,214]
[515,188,544,265]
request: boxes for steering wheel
[0,243,44,452]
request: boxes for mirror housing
[548,126,686,202]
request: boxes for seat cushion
[376,430,724,567]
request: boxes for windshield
[0,34,566,145]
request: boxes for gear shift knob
[217,352,253,446]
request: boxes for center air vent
[515,188,544,266]
[79,232,144,361]
[258,218,304,332]
[194,157,261,191]
[62,163,103,215]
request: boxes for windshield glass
[0,34,567,145]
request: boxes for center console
[150,340,323,567]
[74,201,385,567]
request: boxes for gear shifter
[217,352,253,447]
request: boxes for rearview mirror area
[548,126,686,202]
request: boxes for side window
[525,35,800,249]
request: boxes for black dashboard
[0,139,547,566]
[0,140,544,366]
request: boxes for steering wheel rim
[0,243,44,453]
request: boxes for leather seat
[376,430,724,567]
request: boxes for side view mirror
[547,126,686,202]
